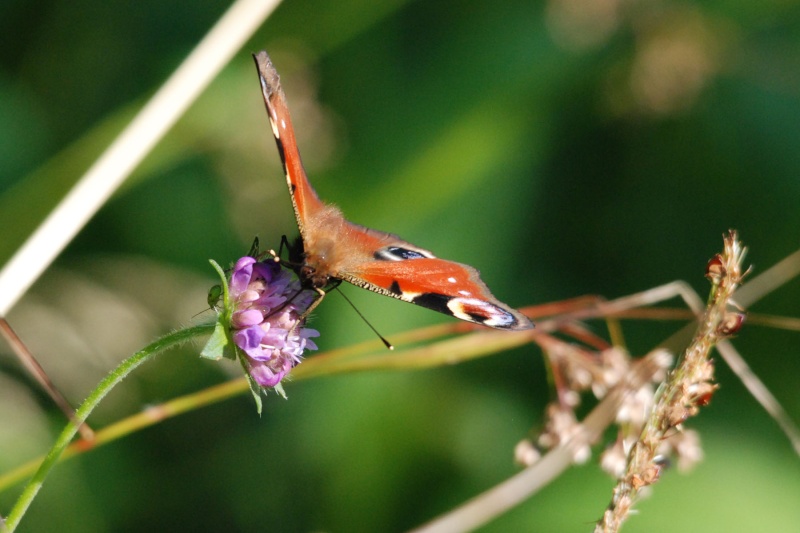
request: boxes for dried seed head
[688,381,719,407]
[718,311,746,336]
[705,254,726,284]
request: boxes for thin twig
[716,340,800,456]
[4,324,215,532]
[0,319,94,441]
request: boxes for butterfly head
[281,234,332,290]
[298,264,329,290]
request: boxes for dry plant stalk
[596,230,748,532]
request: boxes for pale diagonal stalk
[0,0,282,317]
[3,323,215,532]
[411,351,668,533]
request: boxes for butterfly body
[254,51,533,331]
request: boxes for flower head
[227,256,319,388]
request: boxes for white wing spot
[447,297,515,328]
[269,118,280,139]
[447,277,457,283]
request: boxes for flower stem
[4,323,215,532]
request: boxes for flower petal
[232,309,264,328]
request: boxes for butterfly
[253,51,533,331]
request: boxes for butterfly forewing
[253,51,533,331]
[253,52,325,240]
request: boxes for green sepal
[273,382,288,399]
[244,370,264,415]
[200,320,230,361]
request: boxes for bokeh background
[1,0,799,531]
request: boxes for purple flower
[228,256,319,388]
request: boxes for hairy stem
[4,323,215,532]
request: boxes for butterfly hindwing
[341,242,532,330]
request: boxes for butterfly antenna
[334,287,394,350]
[265,236,286,265]
[247,236,261,258]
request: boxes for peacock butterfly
[253,51,532,331]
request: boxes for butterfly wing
[253,51,533,331]
[253,51,325,240]
[334,226,533,330]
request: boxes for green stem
[4,323,215,532]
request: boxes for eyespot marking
[374,246,435,261]
[410,294,521,328]
[447,297,518,328]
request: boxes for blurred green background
[1,0,799,531]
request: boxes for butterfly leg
[303,287,326,321]
[247,236,261,258]
[276,234,291,260]
[283,286,327,343]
